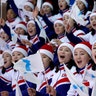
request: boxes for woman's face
[2,52,12,68]
[58,46,72,64]
[58,0,68,10]
[90,15,96,30]
[42,5,52,14]
[0,31,9,41]
[7,9,16,20]
[74,48,90,68]
[12,51,24,63]
[54,23,65,35]
[76,0,86,11]
[92,43,96,63]
[27,23,36,36]
[40,53,51,69]
[15,28,25,35]
[63,15,70,25]
[24,5,33,12]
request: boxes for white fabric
[13,52,44,73]
[42,2,53,10]
[12,47,27,57]
[73,43,91,57]
[39,49,53,60]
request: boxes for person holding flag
[0,46,36,96]
[27,43,57,96]
[67,42,94,96]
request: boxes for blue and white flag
[14,52,44,73]
[64,64,88,96]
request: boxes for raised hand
[0,18,5,26]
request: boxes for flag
[0,38,8,51]
[36,0,42,11]
[0,55,4,67]
[91,79,96,96]
[35,18,48,42]
[22,72,41,85]
[64,64,88,96]
[14,51,44,73]
[15,80,22,96]
[70,3,88,26]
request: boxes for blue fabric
[66,32,82,44]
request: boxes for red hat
[39,44,54,60]
[15,22,27,32]
[58,42,75,53]
[12,45,28,57]
[73,42,92,57]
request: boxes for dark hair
[66,59,76,69]
[91,29,96,36]
[76,59,95,73]
[49,61,55,70]
[92,60,96,71]
[2,63,14,74]
[55,59,76,73]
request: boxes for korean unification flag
[14,51,44,73]
[64,64,88,96]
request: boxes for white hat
[54,20,64,26]
[42,2,53,10]
[77,0,88,8]
[58,0,70,5]
[12,45,28,57]
[90,12,96,18]
[24,1,34,10]
[39,44,54,60]
[15,22,27,32]
[73,42,92,57]
[3,50,12,56]
[63,11,70,17]
[58,42,74,53]
[27,20,35,27]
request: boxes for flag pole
[0,0,2,18]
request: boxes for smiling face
[74,48,91,68]
[27,23,36,36]
[92,43,96,63]
[90,15,96,30]
[57,46,72,64]
[6,9,16,21]
[12,51,24,63]
[2,52,12,68]
[58,0,68,10]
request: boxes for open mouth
[77,60,82,65]
[4,61,7,64]
[60,55,65,59]
[29,30,33,33]
[14,60,18,63]
[59,5,63,8]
